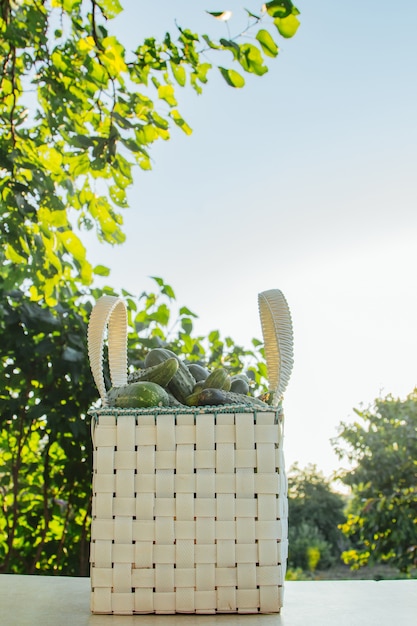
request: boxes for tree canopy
[333,390,417,573]
[287,464,346,572]
[0,0,301,575]
[0,0,300,305]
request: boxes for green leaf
[181,317,193,335]
[109,184,128,207]
[137,154,152,170]
[5,244,26,264]
[57,231,86,263]
[112,111,133,129]
[256,29,279,57]
[152,303,170,326]
[93,265,110,276]
[206,11,232,21]
[257,361,268,379]
[238,44,268,76]
[170,110,192,135]
[170,61,186,87]
[246,9,261,19]
[180,332,194,354]
[114,154,133,183]
[100,36,127,74]
[158,84,177,107]
[209,330,220,343]
[190,62,211,93]
[179,306,198,318]
[37,146,63,176]
[96,0,123,19]
[38,207,68,228]
[150,276,176,300]
[56,0,81,11]
[202,34,221,50]
[219,67,245,88]
[274,14,300,38]
[68,152,90,177]
[89,196,124,240]
[220,38,241,60]
[150,112,170,131]
[265,0,294,18]
[161,284,176,299]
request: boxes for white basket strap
[258,289,294,404]
[87,295,128,406]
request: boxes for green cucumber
[230,375,250,395]
[127,357,179,387]
[144,348,196,403]
[187,363,209,382]
[185,388,270,408]
[166,391,183,407]
[192,381,205,394]
[202,367,231,391]
[107,381,170,408]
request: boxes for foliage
[285,564,417,581]
[0,277,269,575]
[124,275,269,388]
[287,464,346,571]
[0,0,300,304]
[0,286,95,575]
[0,0,300,577]
[288,522,333,572]
[333,390,417,573]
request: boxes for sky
[84,0,417,480]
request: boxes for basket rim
[88,403,283,417]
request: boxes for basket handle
[258,289,294,405]
[87,295,128,406]
[87,291,294,408]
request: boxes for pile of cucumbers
[107,347,270,409]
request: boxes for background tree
[0,0,300,304]
[333,390,417,573]
[0,287,95,574]
[0,0,301,576]
[287,463,346,573]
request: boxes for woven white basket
[88,292,293,614]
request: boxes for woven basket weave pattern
[90,408,287,614]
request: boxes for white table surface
[0,574,416,626]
